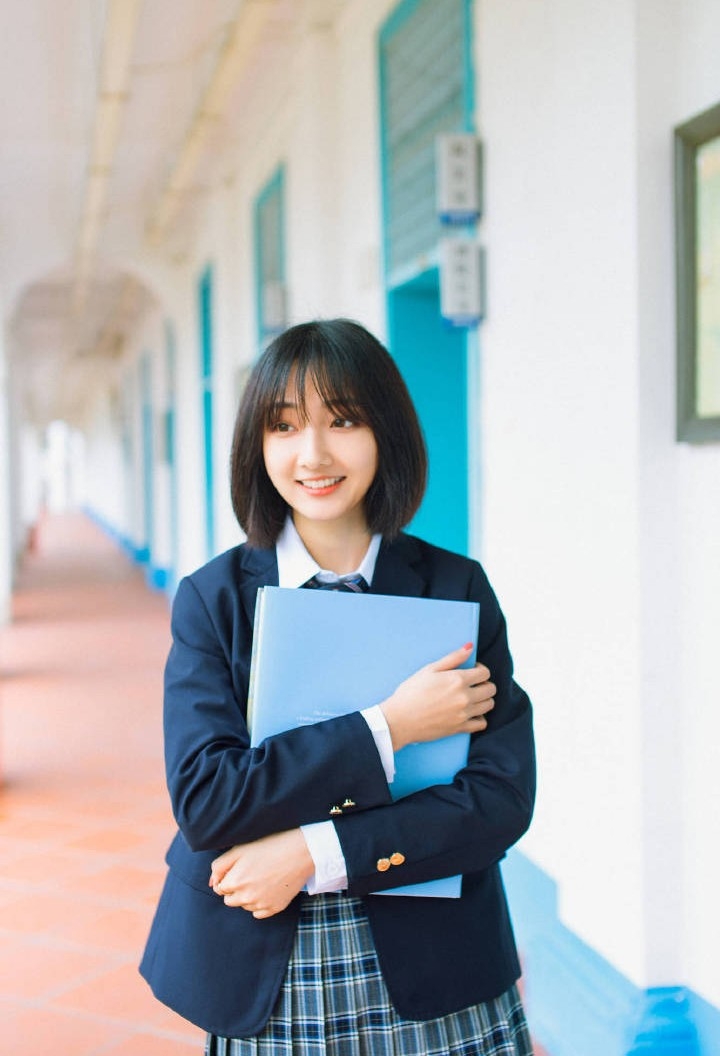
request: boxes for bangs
[262,336,367,427]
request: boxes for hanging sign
[439,239,485,327]
[435,133,482,224]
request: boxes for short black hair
[230,318,427,548]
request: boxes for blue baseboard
[688,991,720,1056]
[83,506,135,560]
[146,564,170,591]
[502,851,720,1056]
[83,506,174,596]
[627,988,700,1055]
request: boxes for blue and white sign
[439,238,485,327]
[436,133,482,225]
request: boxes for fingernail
[463,642,473,650]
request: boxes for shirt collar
[275,516,381,588]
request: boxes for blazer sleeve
[334,561,536,896]
[163,575,393,853]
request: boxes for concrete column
[0,328,12,624]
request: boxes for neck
[292,516,372,575]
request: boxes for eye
[268,420,295,433]
[331,417,356,429]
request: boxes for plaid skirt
[206,892,532,1056]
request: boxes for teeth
[301,477,341,489]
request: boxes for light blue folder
[248,586,480,897]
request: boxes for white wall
[661,0,720,1010]
[84,390,130,536]
[480,0,720,1009]
[480,0,646,982]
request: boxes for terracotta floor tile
[89,861,165,895]
[52,962,199,1038]
[0,932,116,1000]
[0,514,203,1049]
[0,845,112,888]
[0,891,103,935]
[0,815,93,844]
[0,1002,130,1055]
[69,906,156,953]
[102,1031,204,1055]
[66,827,149,853]
[0,885,27,909]
[88,864,168,902]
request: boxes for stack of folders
[247,586,480,898]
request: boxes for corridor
[0,513,203,1054]
[0,512,552,1056]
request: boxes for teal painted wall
[254,166,286,350]
[199,265,215,559]
[140,354,154,566]
[165,319,178,593]
[388,272,468,553]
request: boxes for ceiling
[0,0,342,427]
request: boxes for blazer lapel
[371,534,427,598]
[237,545,278,627]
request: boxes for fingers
[471,661,492,684]
[219,888,285,918]
[429,646,492,685]
[463,674,496,730]
[209,846,239,888]
[429,642,475,672]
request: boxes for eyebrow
[271,395,353,411]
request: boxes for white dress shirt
[275,517,395,893]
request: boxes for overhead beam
[145,0,272,246]
[73,0,144,312]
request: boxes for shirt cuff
[361,704,396,783]
[300,822,347,894]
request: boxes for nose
[297,426,331,468]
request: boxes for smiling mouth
[298,476,344,490]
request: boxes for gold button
[329,805,343,816]
[389,852,405,866]
[376,857,391,872]
[342,798,356,808]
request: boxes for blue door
[388,271,468,553]
[199,266,215,558]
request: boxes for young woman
[140,318,536,1055]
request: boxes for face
[262,381,378,539]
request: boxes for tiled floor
[0,513,203,1055]
[0,511,550,1056]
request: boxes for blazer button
[329,805,343,816]
[389,852,405,866]
[342,798,356,808]
[376,857,391,872]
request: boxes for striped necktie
[302,573,369,593]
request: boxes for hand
[380,643,495,751]
[209,829,314,919]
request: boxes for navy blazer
[140,532,535,1038]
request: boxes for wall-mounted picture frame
[675,102,720,442]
